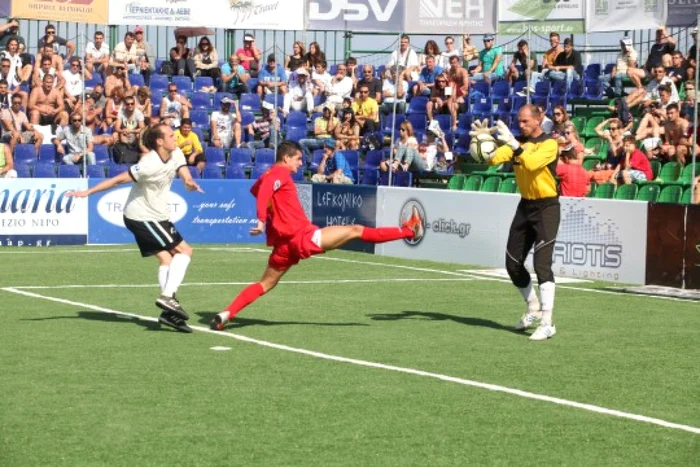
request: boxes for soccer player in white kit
[68,123,203,333]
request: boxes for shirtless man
[37,43,64,77]
[32,55,64,90]
[105,62,133,98]
[29,73,68,126]
[446,55,469,113]
[660,103,689,164]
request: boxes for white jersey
[124,148,187,222]
[62,70,84,97]
[211,110,235,136]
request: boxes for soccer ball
[470,134,498,163]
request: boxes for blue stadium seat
[93,144,110,165]
[382,113,406,136]
[291,167,305,181]
[32,163,56,178]
[491,80,511,100]
[393,170,413,187]
[310,149,324,171]
[229,147,252,167]
[149,74,169,93]
[364,150,383,169]
[285,127,307,143]
[202,166,223,179]
[240,111,256,127]
[251,163,272,179]
[38,145,57,164]
[58,165,81,178]
[14,143,37,165]
[341,150,359,171]
[129,73,145,87]
[225,165,247,179]
[584,63,601,81]
[407,96,428,115]
[361,168,379,185]
[86,164,106,178]
[285,110,307,129]
[204,147,226,166]
[84,74,103,89]
[407,113,427,138]
[254,148,275,165]
[108,164,129,177]
[239,93,261,113]
[151,103,161,118]
[470,80,490,98]
[469,97,492,120]
[510,95,528,117]
[191,127,206,146]
[193,76,214,91]
[566,80,584,100]
[456,112,473,136]
[533,81,551,98]
[493,98,512,122]
[190,109,210,128]
[191,91,213,110]
[433,114,453,135]
[583,80,602,100]
[263,93,284,110]
[214,92,234,108]
[14,163,30,178]
[246,77,259,93]
[172,75,192,94]
[186,166,200,179]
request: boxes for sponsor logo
[309,0,399,22]
[0,183,76,215]
[227,0,282,24]
[97,188,188,227]
[399,199,470,246]
[418,0,485,21]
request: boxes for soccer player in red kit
[211,140,423,330]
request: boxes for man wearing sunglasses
[626,65,679,110]
[1,94,43,153]
[0,18,25,50]
[63,58,92,112]
[133,26,155,85]
[54,112,95,166]
[469,34,504,84]
[37,24,75,59]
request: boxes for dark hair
[95,31,104,37]
[180,118,192,126]
[0,79,7,86]
[666,103,679,113]
[45,24,55,32]
[145,123,169,150]
[401,34,410,41]
[124,32,135,40]
[517,39,528,48]
[560,147,577,161]
[275,141,302,162]
[42,73,54,82]
[623,135,636,145]
[549,32,560,39]
[658,84,671,94]
[563,38,573,46]
[346,56,357,66]
[0,58,9,64]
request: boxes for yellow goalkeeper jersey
[489,134,559,200]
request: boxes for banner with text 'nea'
[403,0,497,34]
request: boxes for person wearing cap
[221,53,249,98]
[0,19,25,50]
[37,24,75,59]
[311,138,354,184]
[170,34,196,78]
[546,38,582,88]
[687,28,697,81]
[644,27,676,76]
[599,37,640,98]
[282,67,313,116]
[62,57,93,112]
[246,101,281,153]
[236,33,262,78]
[257,54,287,98]
[134,26,156,85]
[469,34,504,83]
[85,31,110,74]
[299,104,339,164]
[211,97,242,149]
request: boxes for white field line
[0,247,262,255]
[3,286,700,437]
[11,277,474,290]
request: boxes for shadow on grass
[23,311,165,332]
[367,310,521,334]
[196,311,370,329]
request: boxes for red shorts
[268,224,325,271]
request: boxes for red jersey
[628,149,653,181]
[250,164,312,245]
[556,163,589,198]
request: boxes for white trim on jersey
[143,221,166,247]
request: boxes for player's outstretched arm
[250,220,264,236]
[66,170,132,198]
[177,166,205,193]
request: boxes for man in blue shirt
[311,138,354,184]
[257,54,287,99]
[470,34,504,83]
[220,53,249,98]
[412,55,443,97]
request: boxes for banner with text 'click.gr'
[108,0,304,30]
[585,0,667,32]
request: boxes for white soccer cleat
[515,309,541,331]
[529,323,556,341]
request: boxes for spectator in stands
[299,103,338,164]
[133,26,156,86]
[556,146,589,197]
[525,32,563,93]
[413,55,443,97]
[63,58,92,113]
[170,34,196,78]
[32,54,64,90]
[135,86,152,119]
[1,39,28,100]
[387,34,419,82]
[39,43,64,75]
[334,107,360,150]
[446,55,468,112]
[76,96,111,146]
[38,24,75,58]
[1,94,43,153]
[687,27,697,81]
[352,83,379,135]
[426,72,457,131]
[0,58,24,107]
[539,105,554,134]
[139,115,160,154]
[105,62,133,98]
[419,40,442,68]
[0,138,15,178]
[194,37,221,85]
[257,54,287,98]
[441,36,460,69]
[656,85,676,114]
[420,122,450,172]
[245,101,280,152]
[506,39,536,86]
[0,79,10,110]
[462,34,478,67]
[113,94,144,164]
[381,65,408,115]
[560,121,586,161]
[304,41,326,71]
[0,19,25,50]
[54,112,96,166]
[644,27,676,74]
[29,74,68,128]
[354,64,382,103]
[160,83,191,129]
[381,120,419,173]
[311,60,332,96]
[470,34,504,84]
[547,38,582,88]
[635,104,664,156]
[325,63,354,107]
[283,68,313,117]
[666,51,688,86]
[220,53,249,98]
[210,97,242,149]
[596,118,627,169]
[311,138,353,184]
[661,103,691,165]
[175,118,205,173]
[285,41,306,74]
[111,32,138,71]
[627,65,679,109]
[105,86,125,129]
[550,105,570,137]
[614,135,653,185]
[600,37,641,97]
[237,33,262,78]
[85,30,110,74]
[345,56,360,82]
[681,83,696,120]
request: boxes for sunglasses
[446,41,454,44]
[168,89,177,93]
[610,127,620,130]
[553,112,563,116]
[564,131,573,135]
[72,119,82,123]
[437,80,447,83]
[360,91,368,94]
[399,128,406,132]
[11,101,21,105]
[46,31,56,35]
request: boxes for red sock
[361,226,412,243]
[225,282,265,320]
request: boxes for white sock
[539,281,556,324]
[162,254,191,298]
[158,266,169,293]
[518,282,540,311]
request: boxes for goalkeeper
[470,105,560,341]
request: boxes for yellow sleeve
[192,134,203,153]
[351,102,359,113]
[519,139,558,172]
[489,144,514,166]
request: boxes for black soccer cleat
[210,314,225,331]
[158,311,192,333]
[155,295,189,320]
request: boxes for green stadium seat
[587,181,597,198]
[582,158,599,171]
[658,185,682,204]
[480,176,501,192]
[463,175,483,191]
[471,164,502,178]
[636,184,660,202]
[583,116,605,138]
[669,163,700,186]
[593,182,615,199]
[447,174,465,190]
[584,137,608,161]
[614,183,638,200]
[498,177,518,193]
[650,160,661,179]
[571,116,586,134]
[653,161,682,184]
[680,187,693,204]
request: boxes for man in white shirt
[210,97,241,149]
[440,36,461,69]
[67,123,203,333]
[381,66,408,114]
[627,65,679,109]
[63,58,92,112]
[311,61,332,96]
[325,63,354,106]
[387,34,419,81]
[85,30,110,74]
[283,68,314,116]
[111,31,138,70]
